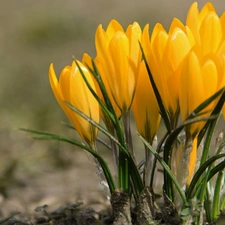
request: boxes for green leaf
[208,160,225,181]
[187,153,225,199]
[150,132,169,188]
[198,88,225,145]
[66,101,142,194]
[139,42,171,132]
[138,133,187,205]
[20,128,116,194]
[65,102,127,154]
[212,171,224,220]
[163,88,224,199]
[188,87,224,121]
[74,59,116,125]
[204,190,212,223]
[65,65,144,195]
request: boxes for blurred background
[0,0,225,218]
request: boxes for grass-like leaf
[73,59,144,194]
[198,89,225,145]
[139,43,171,132]
[65,102,127,154]
[74,59,116,126]
[163,88,224,199]
[19,128,116,194]
[208,160,225,181]
[187,153,225,199]
[138,133,187,205]
[212,171,224,220]
[164,88,224,160]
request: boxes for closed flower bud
[95,19,142,114]
[49,61,99,146]
[132,60,161,144]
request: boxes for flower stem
[123,110,135,161]
[144,144,153,187]
[110,135,119,174]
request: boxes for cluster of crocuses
[49,1,225,207]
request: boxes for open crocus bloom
[49,61,99,146]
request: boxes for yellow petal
[95,25,115,88]
[141,24,150,57]
[201,56,218,100]
[149,25,168,111]
[126,22,142,106]
[186,2,216,47]
[49,63,83,139]
[126,21,142,70]
[216,41,225,63]
[185,26,195,48]
[169,18,186,35]
[71,61,99,143]
[108,31,130,111]
[151,25,168,65]
[151,23,166,44]
[187,136,198,186]
[186,2,200,45]
[163,27,192,114]
[106,19,124,39]
[59,66,72,102]
[82,53,93,70]
[180,51,204,136]
[220,12,225,38]
[200,12,222,55]
[200,55,223,122]
[49,61,99,145]
[95,56,122,119]
[132,61,160,143]
[164,28,192,77]
[49,63,61,102]
[199,2,215,20]
[70,61,99,121]
[49,63,72,120]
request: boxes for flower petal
[108,31,130,111]
[132,61,160,143]
[106,19,124,39]
[200,12,222,55]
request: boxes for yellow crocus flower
[49,60,99,146]
[132,60,161,144]
[186,2,216,47]
[175,1,225,186]
[179,51,225,184]
[95,19,142,114]
[187,2,225,59]
[143,18,194,126]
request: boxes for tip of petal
[201,2,215,13]
[169,18,185,34]
[49,63,56,81]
